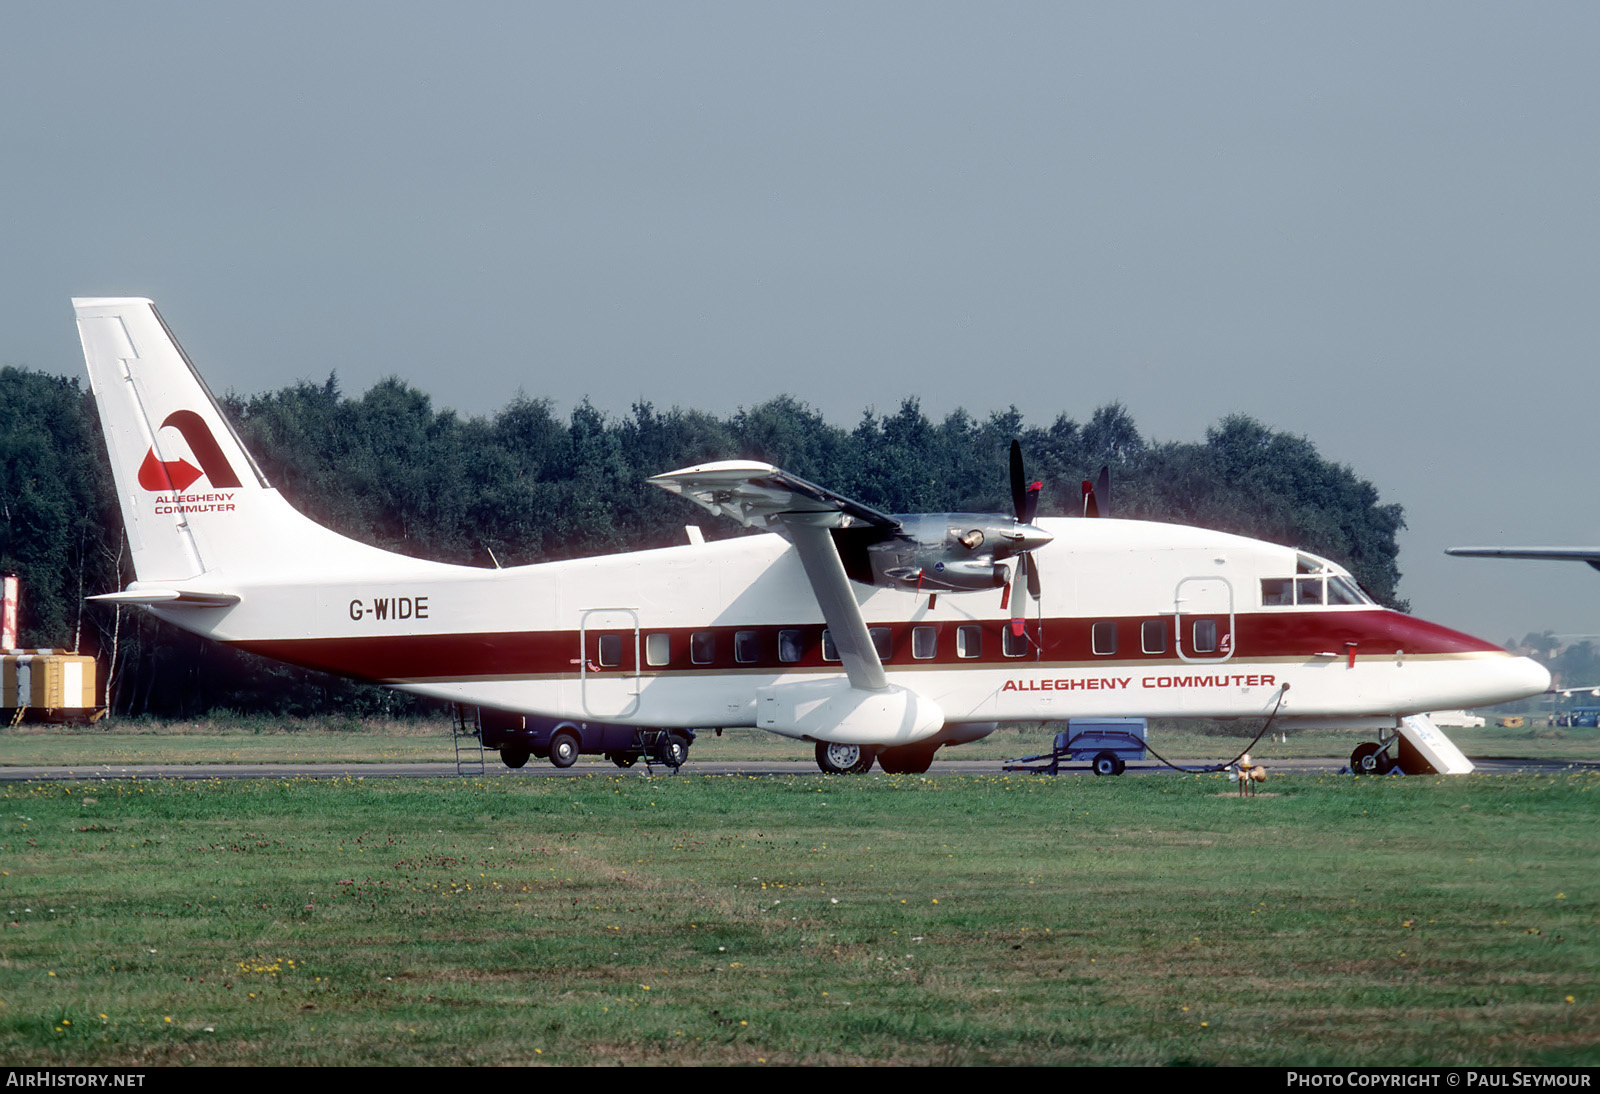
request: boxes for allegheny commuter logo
[136,409,243,492]
[137,410,242,514]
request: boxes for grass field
[2,770,1596,1065]
[5,715,1599,767]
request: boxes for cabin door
[579,608,642,718]
[1173,577,1235,664]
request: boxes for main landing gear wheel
[656,732,690,769]
[608,753,638,768]
[1350,741,1388,774]
[878,745,936,774]
[816,741,876,774]
[501,749,530,769]
[1091,751,1125,777]
[548,730,580,769]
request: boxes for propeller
[1007,441,1047,637]
[1081,465,1110,518]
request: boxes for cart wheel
[501,749,530,770]
[816,741,875,774]
[609,752,638,768]
[1092,751,1122,777]
[549,730,580,768]
[656,732,690,769]
[1350,742,1386,774]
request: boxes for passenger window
[1003,625,1030,657]
[1141,619,1166,654]
[912,625,937,660]
[870,626,893,660]
[645,632,671,667]
[735,630,760,664]
[1261,578,1293,606]
[821,630,839,662]
[956,625,981,659]
[778,629,804,663]
[597,633,621,668]
[1092,621,1117,656]
[1193,619,1218,653]
[1295,577,1324,605]
[690,631,715,665]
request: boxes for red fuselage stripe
[231,609,1503,684]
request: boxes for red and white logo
[137,410,242,492]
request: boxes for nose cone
[1466,655,1551,709]
[1012,523,1054,553]
[1509,655,1553,699]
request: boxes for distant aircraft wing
[647,461,900,531]
[650,461,895,691]
[1446,547,1600,573]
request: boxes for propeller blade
[1011,554,1030,636]
[1007,441,1045,635]
[1081,479,1099,519]
[1011,438,1043,524]
[1094,465,1110,517]
[1009,440,1028,521]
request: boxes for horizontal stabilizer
[89,589,241,608]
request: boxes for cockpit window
[1327,576,1369,605]
[1261,579,1293,606]
[1263,568,1376,607]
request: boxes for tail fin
[74,298,405,585]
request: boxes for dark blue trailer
[1003,717,1149,775]
[477,708,694,770]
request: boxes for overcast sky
[3,2,1597,645]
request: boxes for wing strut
[649,459,894,692]
[782,516,887,692]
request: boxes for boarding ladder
[451,705,486,776]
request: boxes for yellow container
[2,652,98,710]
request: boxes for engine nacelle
[832,512,1052,593]
[865,513,1028,591]
[879,556,1009,591]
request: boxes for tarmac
[2,755,1595,781]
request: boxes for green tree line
[0,366,1406,718]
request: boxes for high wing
[647,461,900,532]
[1446,547,1600,573]
[649,461,900,691]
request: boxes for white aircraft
[75,297,1550,774]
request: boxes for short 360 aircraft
[75,298,1550,774]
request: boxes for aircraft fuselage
[144,515,1545,740]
